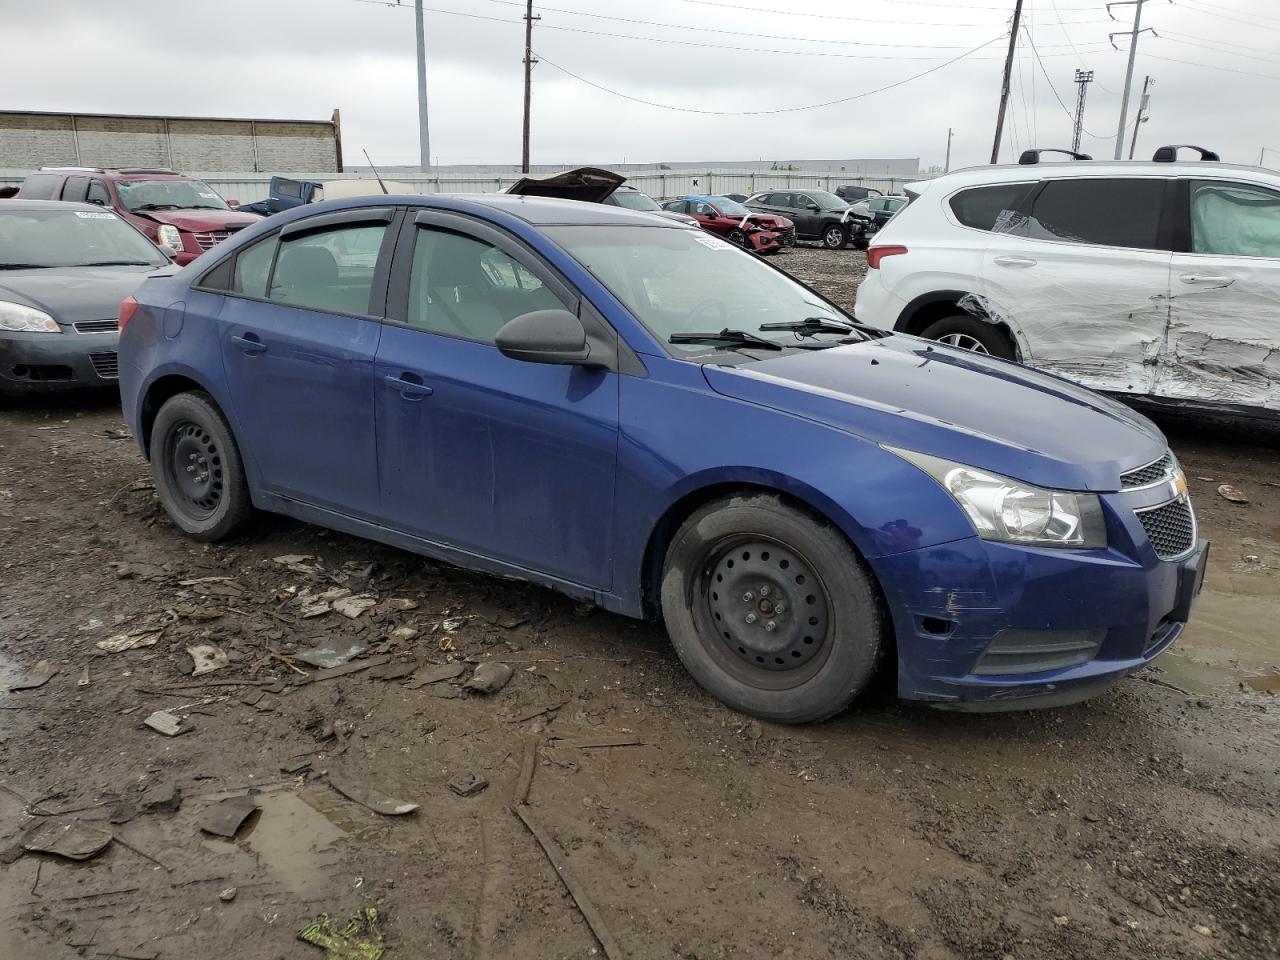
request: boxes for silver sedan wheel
[937,333,989,354]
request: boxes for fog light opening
[921,616,953,636]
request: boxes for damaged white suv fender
[854,152,1280,420]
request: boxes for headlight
[0,301,59,333]
[888,447,1107,549]
[156,224,183,249]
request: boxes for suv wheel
[660,493,884,723]
[821,224,848,249]
[151,391,253,541]
[920,315,1016,360]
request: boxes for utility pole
[414,0,430,172]
[521,0,540,174]
[1128,75,1152,159]
[1070,69,1093,154]
[1109,0,1154,160]
[990,0,1026,164]
[944,127,954,173]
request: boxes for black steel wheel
[661,493,884,723]
[151,391,252,541]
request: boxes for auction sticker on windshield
[74,211,116,219]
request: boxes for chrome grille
[191,230,232,251]
[1121,453,1174,489]
[89,351,119,379]
[73,319,118,334]
[1136,496,1195,560]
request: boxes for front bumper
[873,490,1210,711]
[0,329,120,394]
[748,230,783,254]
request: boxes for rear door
[374,210,619,588]
[1161,177,1280,411]
[980,176,1173,396]
[60,176,91,203]
[216,207,396,516]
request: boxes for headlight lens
[888,447,1107,549]
[0,301,59,333]
[156,224,183,249]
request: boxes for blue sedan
[118,194,1208,722]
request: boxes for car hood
[702,335,1165,492]
[135,208,263,232]
[742,213,792,229]
[505,166,626,203]
[0,266,160,325]
[659,211,699,226]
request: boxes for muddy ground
[0,247,1277,960]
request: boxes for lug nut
[774,603,786,615]
[764,621,777,632]
[759,585,771,597]
[745,612,758,624]
[742,591,754,603]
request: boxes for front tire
[660,494,884,723]
[150,391,252,541]
[920,315,1016,360]
[727,228,748,248]
[821,223,848,249]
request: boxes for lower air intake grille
[1136,496,1195,560]
[89,351,119,379]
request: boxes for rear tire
[660,493,884,723]
[920,314,1016,360]
[150,391,252,541]
[821,224,848,249]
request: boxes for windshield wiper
[131,203,182,211]
[669,329,783,351]
[0,263,53,270]
[759,316,856,336]
[73,260,158,267]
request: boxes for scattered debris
[188,644,230,677]
[273,554,319,572]
[439,616,468,632]
[328,770,418,816]
[295,642,368,670]
[512,737,539,806]
[143,709,191,737]
[464,662,513,695]
[448,772,489,797]
[1245,673,1280,694]
[307,655,391,683]
[368,660,418,682]
[554,735,645,750]
[219,886,238,902]
[98,629,162,653]
[1217,484,1249,503]
[199,793,259,838]
[281,756,314,775]
[140,783,182,814]
[9,660,59,691]
[389,626,420,642]
[387,598,419,611]
[23,819,114,861]
[437,635,456,653]
[333,594,378,619]
[405,662,465,688]
[77,665,90,688]
[298,907,384,960]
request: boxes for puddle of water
[1157,572,1280,694]
[1244,673,1280,694]
[241,789,350,896]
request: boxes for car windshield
[547,225,852,357]
[609,190,663,212]
[116,179,230,212]
[711,197,752,216]
[808,190,848,211]
[0,208,168,268]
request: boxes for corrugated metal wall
[0,169,925,202]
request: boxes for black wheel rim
[694,536,834,690]
[163,419,224,519]
[728,230,747,247]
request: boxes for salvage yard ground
[0,248,1277,960]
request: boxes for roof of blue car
[390,193,682,227]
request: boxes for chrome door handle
[1179,274,1232,284]
[993,255,1037,268]
[230,334,266,355]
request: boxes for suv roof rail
[36,166,182,175]
[38,166,98,172]
[1017,148,1092,165]
[1152,144,1220,163]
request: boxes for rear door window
[268,223,387,315]
[18,173,62,200]
[61,177,90,203]
[1190,180,1280,258]
[949,183,1034,231]
[1013,178,1166,250]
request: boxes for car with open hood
[18,167,261,265]
[118,193,1207,722]
[0,199,170,394]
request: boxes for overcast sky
[4,0,1278,171]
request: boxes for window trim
[278,205,394,240]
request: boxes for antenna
[362,148,389,195]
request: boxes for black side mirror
[807,203,820,212]
[496,309,592,366]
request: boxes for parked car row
[855,145,1280,423]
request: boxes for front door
[981,176,1172,397]
[374,212,619,589]
[217,208,396,517]
[1160,178,1280,411]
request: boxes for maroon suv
[17,167,261,265]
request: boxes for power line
[1157,34,1280,66]
[1022,26,1108,138]
[1157,28,1280,60]
[1144,52,1280,81]
[1173,0,1280,30]
[1050,0,1116,92]
[535,34,1006,116]
[680,0,1108,28]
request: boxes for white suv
[854,147,1280,420]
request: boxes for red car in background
[16,167,261,265]
[662,195,795,254]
